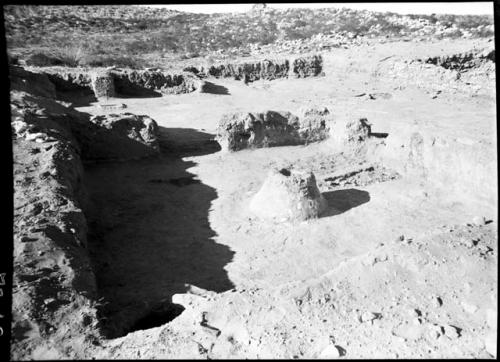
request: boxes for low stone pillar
[91,70,115,99]
[249,168,327,221]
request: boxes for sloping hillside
[3,5,494,68]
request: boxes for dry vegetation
[4,5,494,68]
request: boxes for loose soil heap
[216,107,332,151]
[249,168,327,221]
[26,67,202,99]
[195,54,323,82]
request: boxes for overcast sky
[144,3,493,15]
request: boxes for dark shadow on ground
[45,73,98,107]
[321,189,370,217]
[113,77,163,98]
[370,132,389,138]
[114,90,163,98]
[84,128,232,338]
[200,81,230,95]
[158,127,221,157]
[55,89,98,107]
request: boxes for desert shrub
[4,4,495,62]
[52,45,85,67]
[25,52,64,66]
[136,20,148,30]
[8,53,20,65]
[79,54,141,69]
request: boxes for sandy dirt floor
[69,38,498,358]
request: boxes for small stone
[361,254,377,266]
[461,301,478,314]
[408,308,422,318]
[484,332,497,357]
[431,296,443,308]
[464,283,472,293]
[43,298,56,306]
[360,311,380,323]
[442,324,461,339]
[472,216,486,226]
[319,345,339,358]
[397,235,405,242]
[486,309,497,329]
[319,344,344,359]
[25,132,46,141]
[427,325,442,340]
[464,239,475,248]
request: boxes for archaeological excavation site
[5,3,498,359]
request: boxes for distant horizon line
[142,3,494,16]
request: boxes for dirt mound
[11,90,102,359]
[34,67,93,91]
[79,113,160,162]
[203,59,290,82]
[391,132,495,201]
[25,67,201,99]
[112,69,200,96]
[423,48,495,71]
[216,107,332,151]
[195,54,323,82]
[328,117,380,151]
[291,54,323,77]
[377,48,495,97]
[249,168,327,221]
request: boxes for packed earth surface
[9,18,497,360]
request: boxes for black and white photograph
[2,1,497,359]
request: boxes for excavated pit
[10,41,497,358]
[83,128,233,338]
